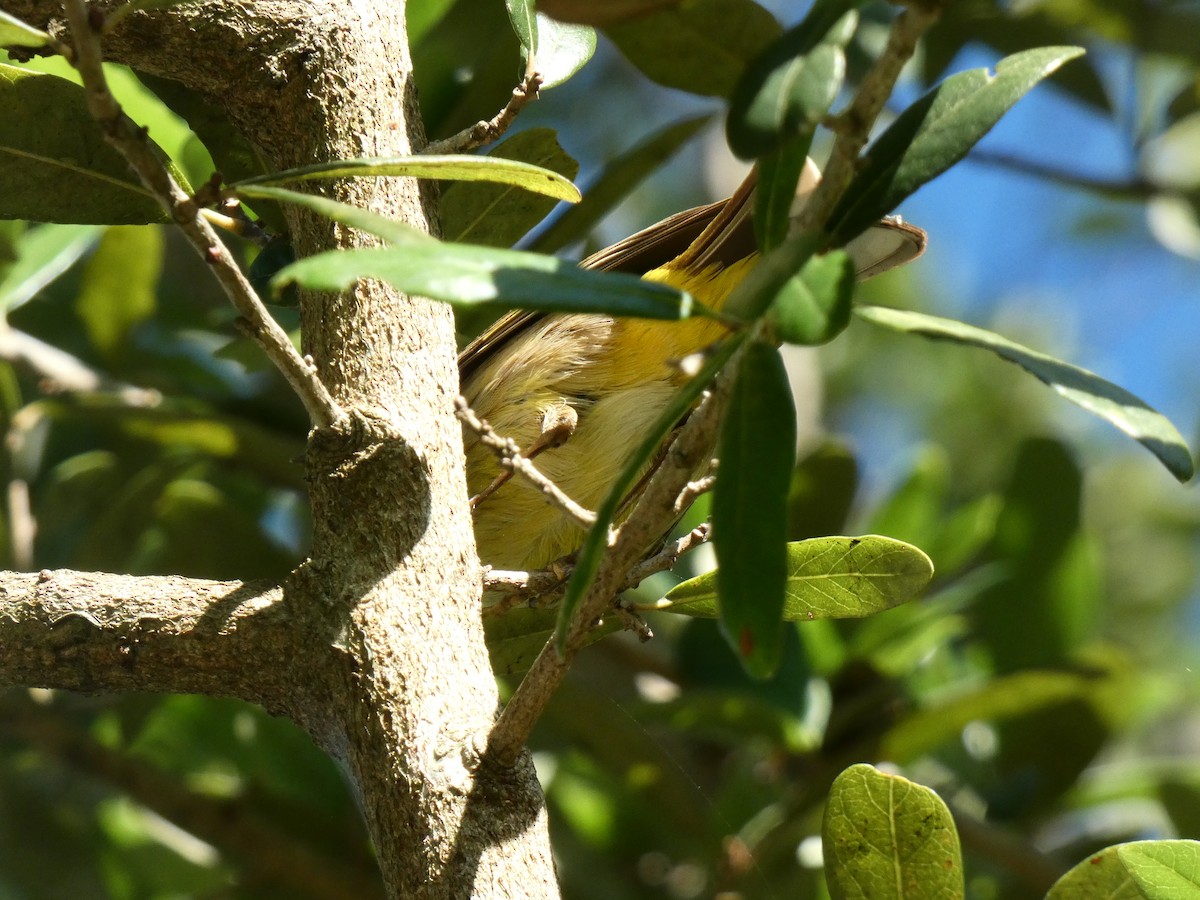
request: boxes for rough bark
[0,1,558,896]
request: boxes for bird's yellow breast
[463,257,753,571]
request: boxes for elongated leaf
[753,136,812,252]
[604,0,782,98]
[1048,840,1200,900]
[0,65,169,224]
[441,129,579,246]
[824,764,964,900]
[535,13,596,89]
[231,155,581,202]
[231,184,425,245]
[0,10,53,47]
[829,46,1085,245]
[855,304,1195,482]
[726,3,856,159]
[0,224,102,311]
[770,249,854,345]
[505,0,537,57]
[654,534,931,620]
[714,340,796,678]
[275,242,696,320]
[532,114,711,254]
[554,332,748,651]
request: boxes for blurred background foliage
[1,0,1200,897]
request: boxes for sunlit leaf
[231,154,581,203]
[829,46,1086,245]
[75,225,162,361]
[0,223,102,311]
[535,13,596,88]
[824,764,964,900]
[856,304,1195,482]
[770,249,854,345]
[1047,840,1200,900]
[653,535,932,620]
[0,10,53,48]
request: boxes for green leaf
[714,340,796,678]
[505,0,537,58]
[0,11,53,48]
[532,114,711,254]
[855,304,1195,482]
[231,154,581,203]
[555,332,748,651]
[604,0,782,98]
[0,64,170,224]
[535,13,596,89]
[1047,840,1200,900]
[770,249,854,345]
[653,535,932,620]
[75,225,162,361]
[440,128,579,246]
[726,3,857,159]
[0,224,102,311]
[823,764,964,900]
[232,184,425,245]
[753,136,812,252]
[275,242,697,320]
[828,46,1086,245]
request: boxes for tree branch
[0,569,313,719]
[60,0,344,430]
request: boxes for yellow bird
[460,160,925,572]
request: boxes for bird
[460,159,925,573]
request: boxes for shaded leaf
[1047,840,1200,900]
[505,0,537,58]
[232,154,581,203]
[881,669,1105,763]
[441,128,579,246]
[654,535,932,620]
[532,114,711,254]
[0,65,170,224]
[753,136,812,252]
[233,184,427,245]
[726,3,856,159]
[770,249,854,345]
[855,305,1194,481]
[823,764,964,900]
[714,340,796,678]
[829,46,1085,245]
[605,0,782,98]
[75,225,162,362]
[485,607,617,676]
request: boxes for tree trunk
[0,1,559,895]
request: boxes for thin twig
[61,0,343,429]
[626,522,712,587]
[422,66,542,155]
[455,396,597,528]
[790,2,943,237]
[486,376,733,767]
[674,468,716,514]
